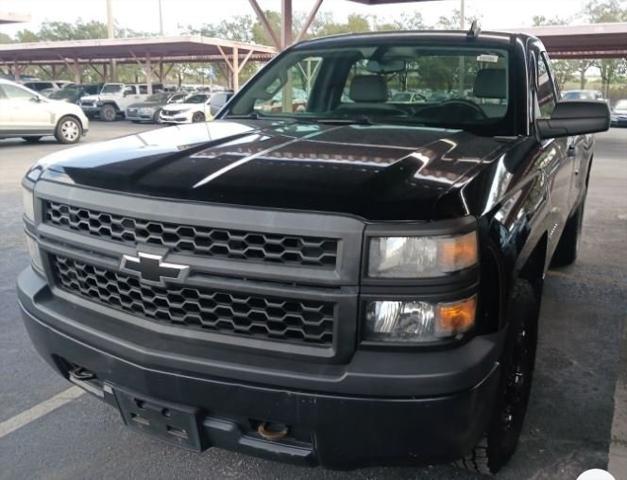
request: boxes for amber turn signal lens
[437,232,478,273]
[435,295,477,337]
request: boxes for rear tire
[100,104,117,122]
[457,279,539,475]
[54,116,82,144]
[23,136,42,143]
[551,200,585,268]
[192,112,205,123]
[152,110,161,124]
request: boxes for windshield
[49,88,78,99]
[101,84,123,94]
[227,42,513,133]
[184,94,209,104]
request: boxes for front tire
[54,116,82,144]
[191,112,205,123]
[458,280,539,475]
[100,104,117,122]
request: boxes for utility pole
[458,0,466,96]
[106,0,117,82]
[158,0,164,36]
[281,0,293,111]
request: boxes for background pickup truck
[79,83,163,121]
[19,28,609,475]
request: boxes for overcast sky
[0,0,602,38]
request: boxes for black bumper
[18,267,503,469]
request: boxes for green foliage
[2,2,627,94]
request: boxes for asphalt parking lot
[1,122,626,479]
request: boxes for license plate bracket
[113,386,204,451]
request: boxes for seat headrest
[349,75,388,103]
[473,69,507,99]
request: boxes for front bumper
[18,266,503,468]
[80,105,99,116]
[159,112,192,124]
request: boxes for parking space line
[0,386,85,440]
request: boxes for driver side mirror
[537,101,610,139]
[29,96,42,103]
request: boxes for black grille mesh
[52,255,335,346]
[45,201,338,268]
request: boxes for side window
[537,54,556,119]
[3,84,37,100]
[254,56,322,113]
[139,85,148,94]
[123,86,134,96]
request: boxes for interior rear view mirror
[537,101,610,139]
[367,59,406,74]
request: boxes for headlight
[365,295,477,343]
[22,186,35,222]
[25,234,44,274]
[368,231,478,278]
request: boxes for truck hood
[37,120,511,221]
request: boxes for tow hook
[257,422,289,441]
[69,366,95,381]
[68,366,103,398]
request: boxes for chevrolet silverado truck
[18,29,609,474]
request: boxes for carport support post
[13,61,21,82]
[145,54,153,94]
[72,58,81,84]
[232,47,239,91]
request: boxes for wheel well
[101,102,119,111]
[518,233,547,297]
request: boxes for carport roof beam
[0,35,276,65]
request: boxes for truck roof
[293,29,538,50]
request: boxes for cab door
[541,51,590,215]
[0,85,10,131]
[533,49,574,255]
[0,83,53,132]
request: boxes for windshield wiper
[225,112,262,120]
[313,115,374,125]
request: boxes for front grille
[45,201,338,268]
[161,109,176,116]
[52,255,336,346]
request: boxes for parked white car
[79,83,160,121]
[0,79,89,144]
[159,93,214,124]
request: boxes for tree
[531,15,578,90]
[436,8,481,29]
[583,0,627,96]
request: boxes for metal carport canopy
[0,35,276,90]
[511,23,627,59]
[0,12,30,25]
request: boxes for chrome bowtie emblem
[120,252,189,286]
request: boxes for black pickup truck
[18,29,609,474]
